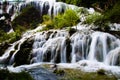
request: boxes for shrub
[8,30,21,43]
[85,12,103,24]
[42,9,80,30]
[53,14,66,29]
[0,29,21,43]
[104,1,120,23]
[42,15,54,30]
[62,9,80,27]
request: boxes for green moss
[59,69,117,80]
[41,64,117,80]
[0,69,33,80]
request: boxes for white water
[9,38,26,65]
[17,0,66,17]
[31,30,69,63]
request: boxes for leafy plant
[85,12,103,24]
[0,29,21,43]
[42,9,80,30]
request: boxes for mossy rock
[59,69,117,80]
[0,42,10,56]
[0,13,12,32]
[12,6,41,30]
[14,37,34,66]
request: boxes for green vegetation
[85,12,103,24]
[0,69,33,80]
[80,0,120,31]
[58,69,117,80]
[0,29,21,43]
[42,9,80,30]
[39,64,117,80]
[104,1,120,23]
[7,5,42,43]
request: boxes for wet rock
[0,42,10,56]
[68,28,77,36]
[29,67,58,80]
[0,13,12,32]
[14,37,34,67]
[66,37,71,62]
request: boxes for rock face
[13,37,34,66]
[0,42,10,56]
[0,13,12,32]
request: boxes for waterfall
[70,31,91,62]
[0,42,17,63]
[17,0,56,17]
[0,0,120,79]
[9,38,27,65]
[31,30,68,63]
[87,32,120,62]
[2,0,76,20]
[0,27,119,67]
[29,30,120,66]
[104,47,120,66]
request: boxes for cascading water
[104,47,120,66]
[17,0,62,17]
[29,30,120,66]
[0,27,119,67]
[31,30,69,63]
[1,0,75,20]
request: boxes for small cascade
[17,0,66,17]
[0,29,34,65]
[0,42,17,63]
[31,30,69,63]
[9,38,27,65]
[70,31,91,62]
[0,1,16,16]
[87,32,120,62]
[104,47,120,66]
